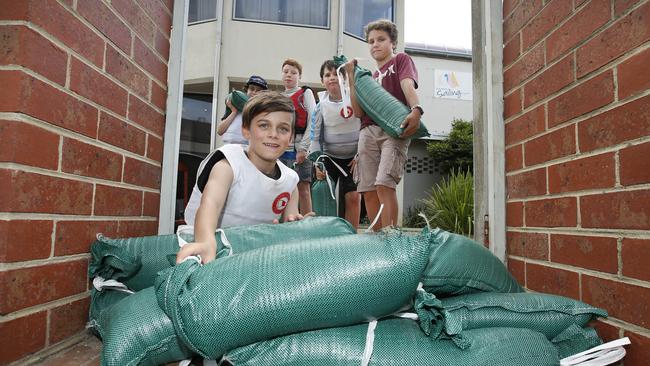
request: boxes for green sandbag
[422,228,524,296]
[334,55,430,139]
[155,231,432,359]
[414,291,607,349]
[221,90,249,119]
[311,162,337,216]
[552,324,603,359]
[98,287,192,366]
[88,289,131,338]
[221,318,560,366]
[89,217,355,291]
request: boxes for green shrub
[426,119,473,175]
[419,169,474,236]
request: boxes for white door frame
[472,0,506,262]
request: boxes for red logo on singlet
[340,106,354,119]
[272,192,291,214]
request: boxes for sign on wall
[434,69,472,101]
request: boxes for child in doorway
[280,58,316,215]
[309,60,361,228]
[179,92,307,264]
[344,19,423,229]
[217,75,268,144]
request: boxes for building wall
[407,53,473,137]
[503,0,650,363]
[0,0,172,363]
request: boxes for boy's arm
[296,89,317,158]
[398,78,422,138]
[343,60,366,118]
[217,98,238,136]
[307,106,324,155]
[176,159,233,264]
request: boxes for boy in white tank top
[178,92,311,264]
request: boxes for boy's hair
[282,58,303,76]
[364,19,398,50]
[319,59,345,79]
[242,91,295,131]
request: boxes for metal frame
[472,0,506,261]
[158,0,189,234]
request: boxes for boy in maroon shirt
[344,19,423,229]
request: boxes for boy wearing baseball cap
[217,75,269,145]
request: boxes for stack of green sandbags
[221,318,562,365]
[414,291,606,352]
[88,216,356,292]
[333,55,430,139]
[154,230,432,360]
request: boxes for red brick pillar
[0,0,172,363]
[503,0,650,364]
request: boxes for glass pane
[189,0,217,23]
[234,0,329,27]
[345,0,393,39]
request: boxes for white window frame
[232,0,331,30]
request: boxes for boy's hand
[343,59,357,77]
[273,211,315,224]
[225,97,237,113]
[315,166,326,180]
[176,241,217,265]
[399,110,421,138]
[296,151,307,164]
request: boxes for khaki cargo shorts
[355,125,410,192]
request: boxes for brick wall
[503,0,650,364]
[0,0,172,363]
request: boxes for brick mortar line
[99,0,173,43]
[0,112,163,166]
[0,291,90,323]
[56,0,171,68]
[0,213,159,221]
[506,227,650,239]
[0,254,90,272]
[0,65,165,139]
[0,162,162,193]
[506,54,650,126]
[617,237,623,277]
[504,89,650,149]
[505,134,650,173]
[19,21,168,107]
[504,182,650,201]
[600,317,650,338]
[508,256,650,289]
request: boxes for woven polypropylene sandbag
[311,164,337,217]
[422,228,524,296]
[155,231,431,359]
[551,324,603,359]
[221,90,249,119]
[98,287,191,366]
[89,217,355,291]
[88,289,130,338]
[333,55,430,139]
[221,318,560,366]
[414,291,607,349]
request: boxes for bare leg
[376,185,398,228]
[344,191,361,229]
[363,190,381,230]
[297,181,312,215]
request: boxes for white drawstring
[418,213,432,230]
[216,229,233,256]
[315,154,347,177]
[176,225,194,247]
[560,337,630,366]
[336,64,353,118]
[92,277,134,294]
[360,320,378,366]
[365,204,384,233]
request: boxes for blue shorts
[280,151,312,183]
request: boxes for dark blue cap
[246,75,268,90]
